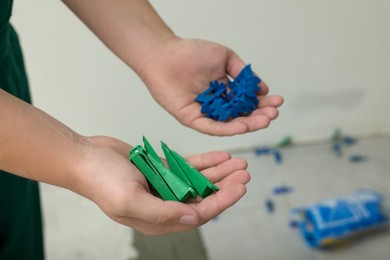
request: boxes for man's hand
[136,38,284,136]
[74,136,250,236]
[63,1,283,136]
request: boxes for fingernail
[179,215,197,225]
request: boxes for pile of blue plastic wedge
[196,64,261,121]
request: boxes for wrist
[65,136,134,203]
[131,34,181,78]
[132,35,185,86]
[61,135,93,197]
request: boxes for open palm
[137,38,284,136]
[75,136,250,236]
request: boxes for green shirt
[0,0,44,259]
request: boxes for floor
[40,184,138,260]
[200,135,390,260]
[41,136,390,260]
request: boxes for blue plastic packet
[290,189,389,248]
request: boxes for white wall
[12,0,390,155]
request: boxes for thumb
[225,48,246,78]
[127,192,200,226]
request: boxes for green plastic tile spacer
[169,149,219,198]
[161,142,219,198]
[161,142,192,186]
[129,145,177,201]
[146,154,197,202]
[277,135,292,148]
[143,136,162,163]
[129,137,218,202]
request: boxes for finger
[201,157,248,183]
[126,169,250,235]
[258,95,284,108]
[188,98,279,136]
[214,169,251,187]
[252,107,279,121]
[258,81,269,95]
[192,183,247,222]
[113,172,249,236]
[191,116,250,136]
[231,114,271,132]
[186,151,231,171]
[123,192,199,226]
[225,48,246,78]
[114,215,197,236]
[180,103,249,136]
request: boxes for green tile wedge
[143,136,162,163]
[129,145,177,201]
[161,142,219,198]
[143,136,197,201]
[146,154,197,202]
[161,142,192,186]
[130,138,197,202]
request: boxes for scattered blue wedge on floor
[265,198,275,213]
[290,189,389,248]
[196,64,261,121]
[273,185,293,195]
[349,154,369,163]
[330,129,359,158]
[129,137,218,202]
[254,146,283,165]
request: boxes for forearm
[62,0,176,73]
[0,89,86,188]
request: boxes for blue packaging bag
[290,189,388,248]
